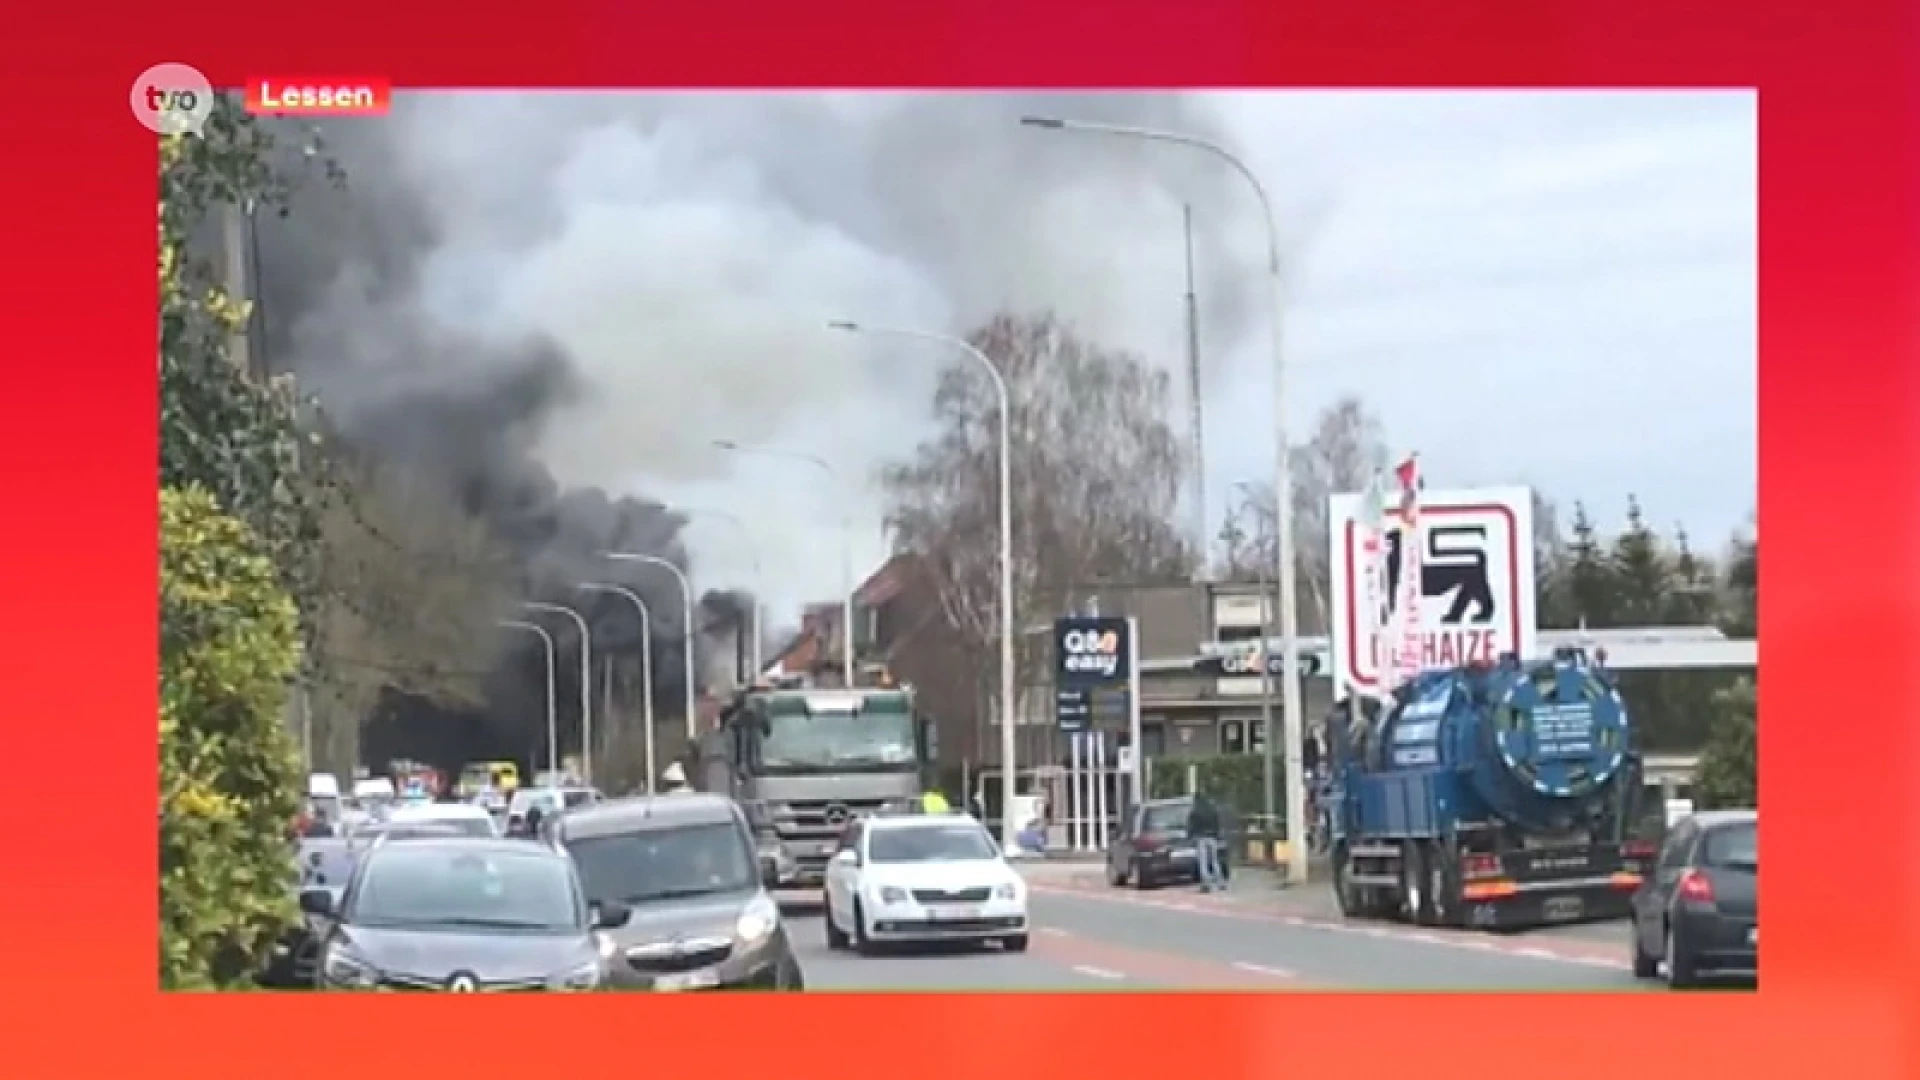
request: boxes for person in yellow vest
[919,789,951,814]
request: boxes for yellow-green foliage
[160,486,304,989]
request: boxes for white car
[382,801,499,838]
[823,812,1028,954]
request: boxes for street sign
[1054,687,1092,732]
[1054,616,1132,684]
[1328,485,1536,695]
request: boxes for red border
[5,0,1918,1077]
[1340,503,1525,687]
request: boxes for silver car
[550,794,804,991]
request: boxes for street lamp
[578,583,656,794]
[684,507,765,679]
[1234,480,1280,830]
[1022,114,1309,884]
[828,319,1018,853]
[602,552,699,742]
[713,438,856,686]
[524,601,593,786]
[498,619,559,778]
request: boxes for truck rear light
[1461,880,1516,900]
[1460,853,1501,878]
[1622,840,1656,860]
[1677,868,1715,906]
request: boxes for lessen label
[1060,629,1121,676]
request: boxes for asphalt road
[793,865,1661,991]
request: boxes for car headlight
[736,893,780,942]
[548,961,603,991]
[877,885,910,905]
[994,882,1020,901]
[321,946,376,988]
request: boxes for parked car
[1630,808,1757,988]
[1105,796,1231,889]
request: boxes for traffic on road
[274,770,1750,992]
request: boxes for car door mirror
[590,901,631,930]
[760,855,781,887]
[297,889,335,918]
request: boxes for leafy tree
[1694,679,1757,808]
[1216,396,1387,631]
[1563,502,1620,628]
[1608,496,1670,626]
[881,310,1193,727]
[160,487,304,988]
[159,105,333,639]
[1720,525,1757,637]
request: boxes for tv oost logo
[131,62,214,136]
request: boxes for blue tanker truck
[1326,650,1654,930]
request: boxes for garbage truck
[1326,650,1653,929]
[697,677,935,893]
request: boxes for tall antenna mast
[1183,204,1208,579]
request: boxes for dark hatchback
[302,836,624,991]
[1105,797,1231,888]
[1630,809,1757,988]
[551,794,804,991]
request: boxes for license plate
[1748,927,1757,945]
[653,970,720,992]
[1543,896,1584,922]
[932,905,983,920]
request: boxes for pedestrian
[522,805,545,839]
[1187,792,1225,893]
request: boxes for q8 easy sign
[1053,617,1132,684]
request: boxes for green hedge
[1147,754,1290,835]
[160,487,305,989]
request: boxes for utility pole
[1183,204,1208,579]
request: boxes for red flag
[1392,453,1420,518]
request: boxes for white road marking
[1027,880,1631,971]
[1072,964,1125,980]
[1232,961,1295,979]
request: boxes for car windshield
[869,823,998,863]
[1142,804,1190,835]
[566,822,757,904]
[348,847,582,931]
[1702,821,1756,870]
[761,707,916,769]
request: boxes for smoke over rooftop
[250,91,1261,614]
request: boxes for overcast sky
[362,90,1755,616]
[1204,91,1755,544]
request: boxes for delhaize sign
[1327,485,1537,696]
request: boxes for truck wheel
[824,906,849,951]
[1398,842,1428,924]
